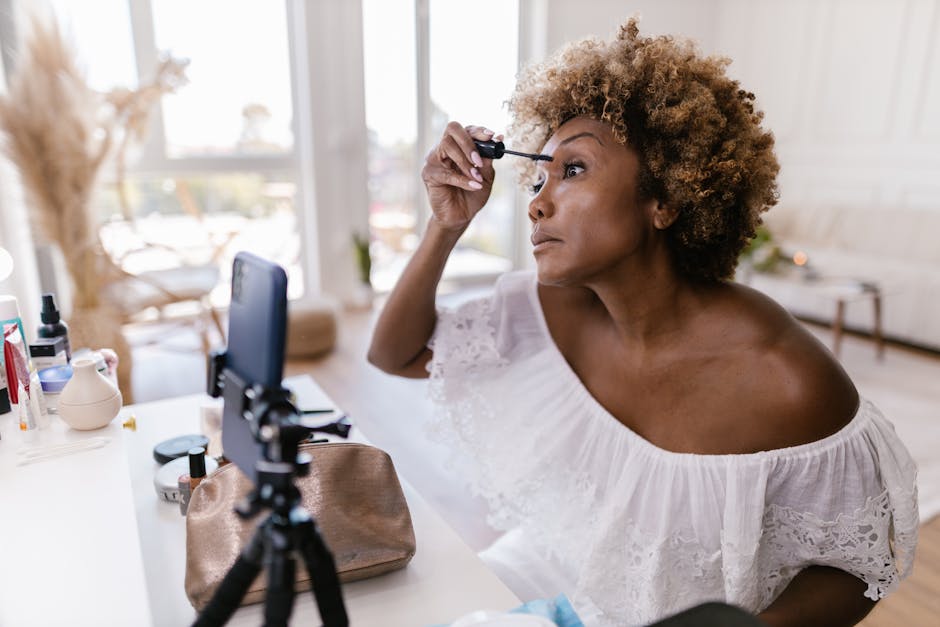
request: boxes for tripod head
[208,350,351,484]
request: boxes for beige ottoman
[286,297,338,359]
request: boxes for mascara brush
[474,140,553,162]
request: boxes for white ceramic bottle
[58,357,123,430]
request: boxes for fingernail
[471,167,482,182]
[482,128,494,135]
[471,151,483,167]
[468,180,483,190]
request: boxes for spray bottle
[37,293,71,361]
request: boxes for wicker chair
[97,230,229,355]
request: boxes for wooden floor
[133,306,940,625]
[860,516,940,626]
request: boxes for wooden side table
[810,279,884,360]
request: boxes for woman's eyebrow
[558,132,603,148]
[536,132,603,171]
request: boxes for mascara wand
[474,140,553,162]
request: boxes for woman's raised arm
[367,122,498,377]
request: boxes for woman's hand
[422,122,500,232]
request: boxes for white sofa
[743,205,940,352]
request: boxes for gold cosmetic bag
[184,442,417,610]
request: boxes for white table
[1,376,519,626]
[0,413,152,626]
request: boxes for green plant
[352,232,372,286]
[741,225,772,258]
[740,225,781,272]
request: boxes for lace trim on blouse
[761,487,919,602]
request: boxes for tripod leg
[263,544,297,627]
[193,527,265,627]
[293,512,349,627]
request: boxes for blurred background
[1,0,937,334]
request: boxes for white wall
[536,0,940,213]
[544,0,719,52]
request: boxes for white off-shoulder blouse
[426,270,918,627]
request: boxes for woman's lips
[531,230,561,250]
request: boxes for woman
[368,19,917,626]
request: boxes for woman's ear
[651,202,679,230]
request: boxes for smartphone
[220,252,288,481]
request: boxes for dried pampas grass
[0,13,187,403]
[0,15,107,308]
[0,13,188,309]
[106,55,188,222]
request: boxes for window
[49,0,136,92]
[363,0,521,292]
[49,0,305,302]
[151,0,294,158]
[10,0,513,304]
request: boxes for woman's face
[528,117,658,286]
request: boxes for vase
[58,357,123,430]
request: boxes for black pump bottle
[37,293,71,361]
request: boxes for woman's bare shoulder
[709,282,860,448]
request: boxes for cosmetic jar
[38,364,72,414]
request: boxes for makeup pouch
[184,442,416,610]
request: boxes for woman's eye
[564,163,585,178]
[530,180,544,195]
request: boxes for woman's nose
[528,189,552,222]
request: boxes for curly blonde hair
[508,18,779,282]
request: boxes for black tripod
[196,362,352,627]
